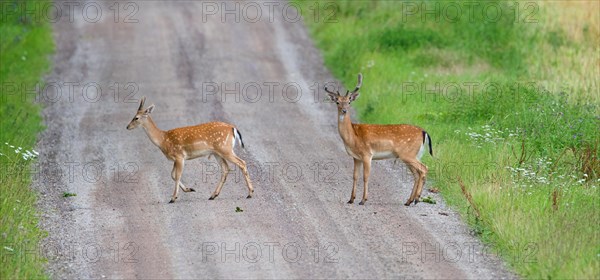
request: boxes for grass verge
[296,0,599,278]
[1,1,54,278]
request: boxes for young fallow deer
[325,74,433,206]
[126,97,254,203]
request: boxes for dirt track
[33,1,515,278]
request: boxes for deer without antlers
[325,74,433,206]
[126,97,254,203]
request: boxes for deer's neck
[338,112,357,146]
[142,117,166,148]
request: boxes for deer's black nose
[342,109,347,114]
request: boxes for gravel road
[32,1,516,279]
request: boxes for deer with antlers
[126,97,254,203]
[325,74,433,206]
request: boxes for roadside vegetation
[0,1,54,278]
[296,0,599,278]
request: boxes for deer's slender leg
[349,159,362,204]
[404,163,420,206]
[169,158,184,203]
[359,157,372,205]
[414,161,428,203]
[209,155,230,200]
[171,165,195,192]
[222,153,254,198]
[403,159,428,206]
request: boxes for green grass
[1,1,54,278]
[297,0,599,278]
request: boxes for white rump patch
[417,144,425,161]
[231,128,237,149]
[417,132,429,161]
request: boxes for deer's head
[127,96,155,130]
[325,73,363,116]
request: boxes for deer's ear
[144,104,155,115]
[328,92,338,102]
[349,92,360,102]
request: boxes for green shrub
[1,1,54,278]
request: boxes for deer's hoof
[246,195,252,199]
[359,200,367,206]
[347,199,354,204]
[169,198,176,203]
[189,188,196,192]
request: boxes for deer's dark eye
[134,117,139,120]
[336,102,339,105]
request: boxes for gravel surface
[32,1,517,279]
